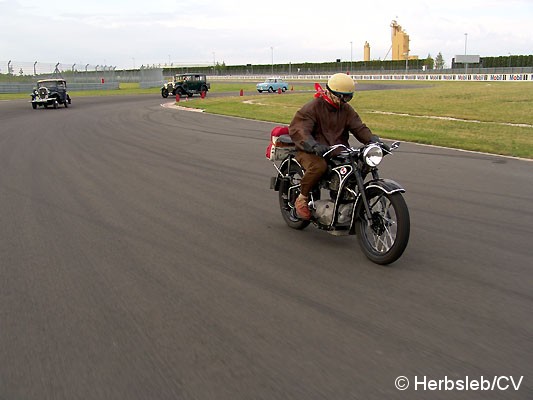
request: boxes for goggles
[326,84,354,103]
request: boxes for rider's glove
[369,134,381,143]
[369,134,390,152]
[302,138,329,156]
[312,143,330,156]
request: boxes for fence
[2,59,533,94]
[0,60,164,93]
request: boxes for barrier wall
[351,73,533,82]
[210,73,533,83]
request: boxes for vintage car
[256,77,289,93]
[161,73,210,98]
[31,79,71,109]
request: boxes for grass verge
[184,81,533,159]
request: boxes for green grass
[184,81,533,159]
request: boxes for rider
[288,73,379,220]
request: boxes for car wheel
[268,87,274,93]
[53,100,58,109]
[32,103,37,109]
[161,88,169,98]
[282,87,287,92]
[64,98,68,108]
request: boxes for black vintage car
[161,74,210,98]
[31,79,72,109]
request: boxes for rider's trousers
[295,151,328,197]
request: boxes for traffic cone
[240,89,244,96]
[277,88,282,94]
[291,85,294,91]
[176,93,180,102]
[201,91,206,99]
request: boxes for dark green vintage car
[30,79,72,109]
[161,74,210,98]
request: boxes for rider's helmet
[326,73,355,102]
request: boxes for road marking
[369,111,533,128]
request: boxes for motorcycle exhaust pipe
[278,176,292,210]
[279,176,290,194]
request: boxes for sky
[1,0,532,70]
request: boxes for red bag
[266,126,293,160]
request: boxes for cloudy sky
[1,0,532,69]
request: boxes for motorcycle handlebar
[322,141,400,158]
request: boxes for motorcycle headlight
[363,144,383,167]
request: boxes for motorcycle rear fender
[270,157,302,191]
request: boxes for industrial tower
[391,20,410,60]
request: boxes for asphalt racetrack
[0,92,532,400]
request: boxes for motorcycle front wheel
[278,164,310,230]
[355,190,410,265]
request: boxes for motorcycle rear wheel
[278,164,310,230]
[355,190,410,265]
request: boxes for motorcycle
[267,127,410,265]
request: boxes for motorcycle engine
[337,203,354,224]
[312,200,334,225]
[328,174,340,192]
[313,200,354,226]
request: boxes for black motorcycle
[268,131,410,265]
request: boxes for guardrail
[209,73,533,82]
[351,73,533,82]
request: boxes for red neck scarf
[314,83,339,109]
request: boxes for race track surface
[0,95,531,399]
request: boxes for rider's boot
[295,194,311,220]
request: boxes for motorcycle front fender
[364,178,405,195]
[350,178,405,233]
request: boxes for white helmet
[326,73,355,102]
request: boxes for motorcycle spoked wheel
[355,189,410,265]
[278,164,313,230]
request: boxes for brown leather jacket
[289,96,373,151]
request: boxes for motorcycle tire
[355,190,410,265]
[278,164,310,230]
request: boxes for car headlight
[363,144,383,167]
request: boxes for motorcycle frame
[272,147,406,232]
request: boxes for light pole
[464,33,468,74]
[350,41,353,74]
[271,47,274,74]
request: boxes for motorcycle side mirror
[390,141,401,150]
